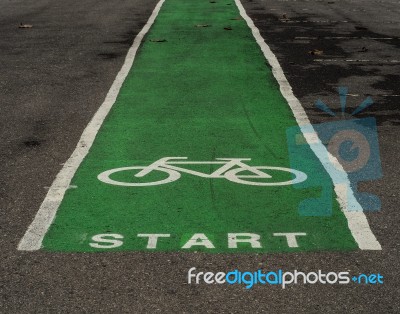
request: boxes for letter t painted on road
[137,234,171,249]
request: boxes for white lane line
[17,0,166,251]
[235,0,381,250]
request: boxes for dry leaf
[280,14,290,22]
[224,27,233,30]
[19,23,33,29]
[195,24,210,27]
[355,26,367,30]
[150,39,167,42]
[230,17,242,20]
[308,49,324,55]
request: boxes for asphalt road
[1,0,399,312]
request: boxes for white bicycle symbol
[97,157,307,187]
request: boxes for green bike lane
[22,0,361,252]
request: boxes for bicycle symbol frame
[97,157,307,187]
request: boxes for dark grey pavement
[1,0,399,312]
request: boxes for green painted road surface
[41,0,358,252]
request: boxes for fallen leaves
[280,14,290,22]
[355,26,368,30]
[195,24,211,28]
[308,49,324,55]
[149,39,167,42]
[19,23,33,29]
[224,26,233,30]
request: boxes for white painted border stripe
[17,0,166,251]
[235,0,381,250]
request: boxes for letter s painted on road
[89,234,124,249]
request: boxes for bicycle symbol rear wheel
[97,166,181,186]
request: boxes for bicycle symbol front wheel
[97,166,181,186]
[224,166,307,186]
